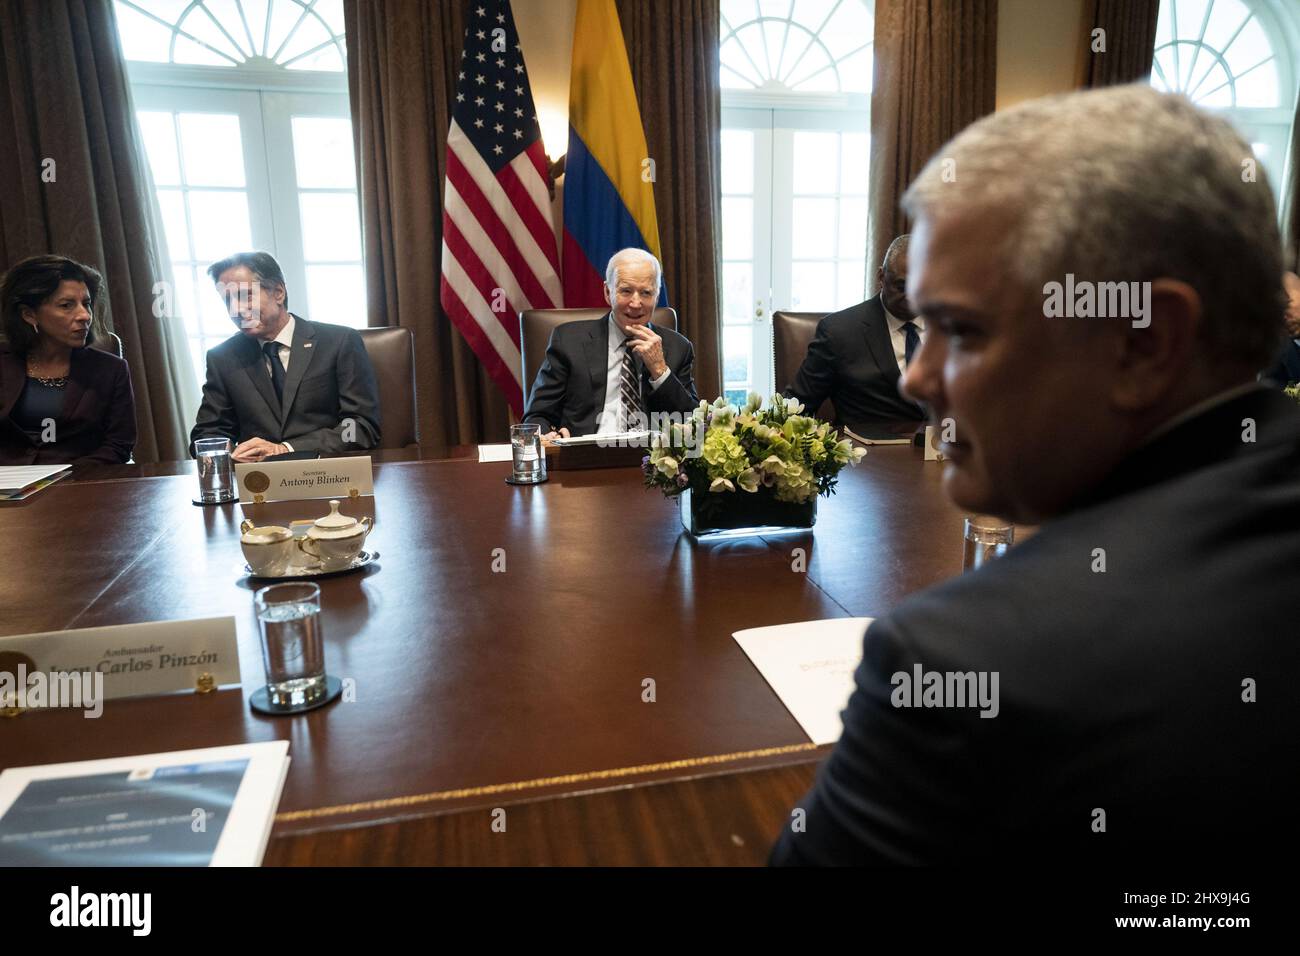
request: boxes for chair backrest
[87,328,123,358]
[358,326,418,450]
[519,307,678,408]
[772,310,834,422]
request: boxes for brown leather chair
[358,326,418,450]
[771,310,833,422]
[87,328,123,358]
[518,307,678,407]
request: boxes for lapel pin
[304,342,313,349]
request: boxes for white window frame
[722,104,868,399]
[1153,0,1300,206]
[128,59,354,292]
[719,1,872,401]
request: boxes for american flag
[440,0,561,415]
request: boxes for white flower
[745,391,762,413]
[737,468,760,492]
[783,397,805,415]
[655,455,680,478]
[852,446,867,463]
[760,454,787,475]
[709,477,736,492]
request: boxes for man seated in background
[1261,269,1300,386]
[523,248,697,438]
[772,85,1297,865]
[783,235,926,439]
[190,251,381,462]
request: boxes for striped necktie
[619,343,643,429]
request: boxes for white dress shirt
[884,308,925,376]
[597,315,671,434]
[263,314,295,374]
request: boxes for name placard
[924,426,947,462]
[0,617,241,706]
[235,456,373,503]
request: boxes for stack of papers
[0,465,71,501]
[0,741,290,866]
[843,428,912,446]
[550,431,650,447]
[733,617,872,744]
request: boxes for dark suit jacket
[771,387,1299,864]
[1261,338,1300,386]
[190,316,381,456]
[0,344,136,466]
[785,295,925,436]
[522,315,698,435]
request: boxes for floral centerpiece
[643,394,866,536]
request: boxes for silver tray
[243,550,379,580]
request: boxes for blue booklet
[0,742,289,867]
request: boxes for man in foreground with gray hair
[772,85,1297,864]
[523,248,697,437]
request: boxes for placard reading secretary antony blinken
[235,455,374,504]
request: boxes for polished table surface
[0,448,975,864]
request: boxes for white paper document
[843,428,911,446]
[0,741,290,866]
[477,444,514,462]
[733,617,873,745]
[550,431,649,447]
[0,464,71,497]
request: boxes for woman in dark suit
[0,255,136,466]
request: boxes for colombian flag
[562,0,666,306]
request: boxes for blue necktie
[901,321,921,367]
[263,341,286,402]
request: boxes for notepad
[477,444,514,462]
[0,742,290,867]
[0,465,71,500]
[733,617,873,744]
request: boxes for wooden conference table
[0,447,973,865]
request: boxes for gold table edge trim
[274,742,823,824]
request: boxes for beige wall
[514,0,578,160]
[995,0,1088,110]
[519,0,1089,147]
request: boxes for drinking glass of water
[510,423,546,483]
[254,582,327,708]
[963,516,1014,571]
[195,437,235,503]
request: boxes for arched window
[719,0,872,403]
[720,0,872,94]
[1151,0,1300,201]
[114,0,347,71]
[113,0,362,378]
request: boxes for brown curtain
[344,0,508,456]
[617,0,723,402]
[1078,0,1160,89]
[0,0,193,462]
[867,0,998,281]
[1283,89,1300,273]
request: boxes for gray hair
[605,248,662,295]
[902,84,1284,370]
